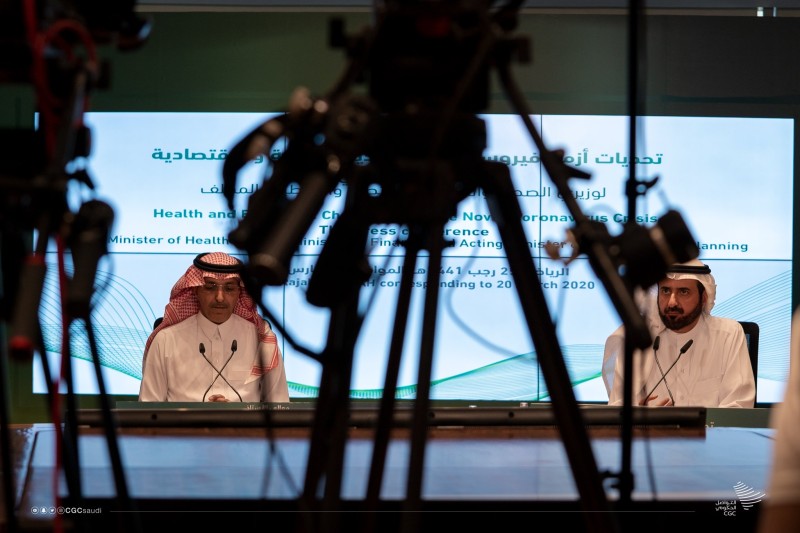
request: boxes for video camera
[224,0,697,326]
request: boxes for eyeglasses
[200,282,241,294]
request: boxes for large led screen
[33,112,794,404]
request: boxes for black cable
[84,316,142,532]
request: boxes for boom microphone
[200,341,242,402]
[643,339,693,405]
[66,199,115,319]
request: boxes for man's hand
[207,394,230,402]
[640,394,673,407]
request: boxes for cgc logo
[716,482,766,517]
[733,482,765,510]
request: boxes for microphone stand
[619,0,660,505]
[619,0,643,507]
[644,340,693,402]
[652,337,676,405]
[0,5,149,530]
[38,66,97,518]
[201,342,242,402]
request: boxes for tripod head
[353,0,495,113]
[223,0,528,299]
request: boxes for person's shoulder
[705,314,746,336]
[154,313,200,339]
[606,324,625,339]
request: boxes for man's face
[194,276,241,324]
[657,278,705,333]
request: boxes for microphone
[651,335,675,406]
[8,255,47,360]
[643,339,693,405]
[200,341,243,402]
[66,199,115,319]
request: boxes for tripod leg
[401,223,445,533]
[364,243,420,518]
[300,294,362,533]
[480,162,616,531]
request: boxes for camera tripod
[292,112,617,533]
[223,2,697,532]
